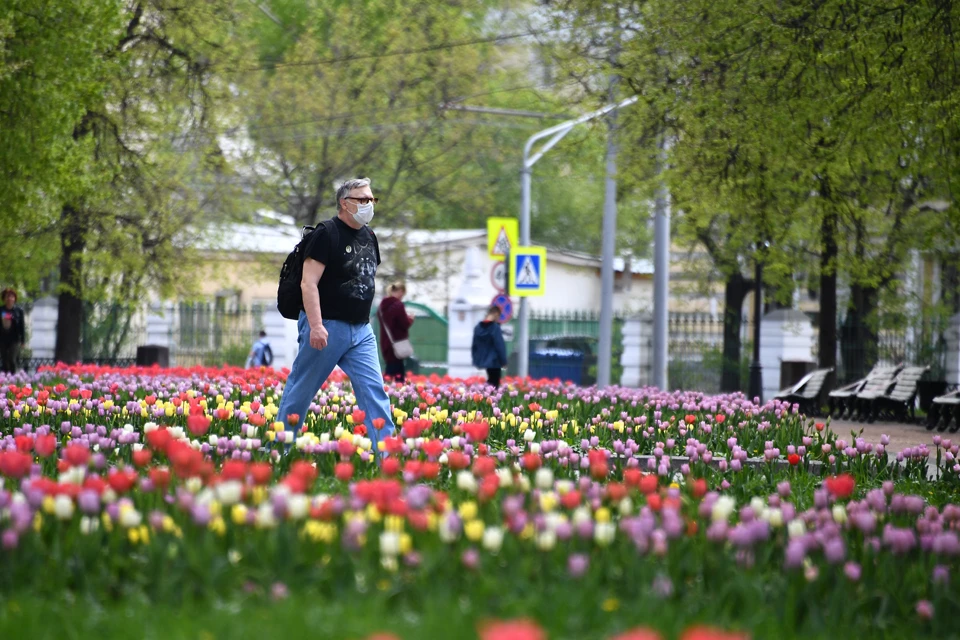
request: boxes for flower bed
[0,364,956,639]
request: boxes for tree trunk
[819,209,838,385]
[54,204,86,363]
[721,272,752,392]
[841,284,879,382]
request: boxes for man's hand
[310,324,329,350]
[407,314,415,325]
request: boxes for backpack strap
[322,218,339,257]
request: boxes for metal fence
[21,299,951,392]
[171,302,268,367]
[667,313,754,393]
[823,316,948,385]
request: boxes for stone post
[27,297,58,360]
[620,313,653,387]
[447,246,492,379]
[759,309,816,401]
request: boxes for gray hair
[335,178,371,210]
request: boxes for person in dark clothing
[472,305,508,388]
[0,288,25,374]
[378,282,414,382]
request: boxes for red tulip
[691,478,708,499]
[334,462,354,482]
[14,435,32,453]
[146,428,173,454]
[447,451,469,470]
[35,434,57,458]
[186,414,211,437]
[522,453,542,471]
[64,444,90,468]
[462,422,490,442]
[479,618,546,640]
[250,462,272,485]
[382,457,400,476]
[422,439,444,458]
[824,473,856,499]
[220,460,248,481]
[148,468,171,490]
[107,469,138,494]
[132,449,153,467]
[680,626,750,640]
[0,451,32,478]
[639,474,659,495]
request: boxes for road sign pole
[518,169,531,379]
[653,137,670,390]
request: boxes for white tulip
[832,503,848,525]
[535,468,554,490]
[53,495,74,520]
[788,519,806,539]
[482,526,504,553]
[286,495,309,521]
[379,531,401,557]
[456,470,478,493]
[711,496,736,523]
[594,521,616,546]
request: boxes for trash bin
[529,348,585,384]
[136,345,170,367]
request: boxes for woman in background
[378,282,414,382]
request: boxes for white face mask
[352,201,375,225]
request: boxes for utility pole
[652,137,670,390]
[597,76,620,388]
[517,95,639,378]
[748,244,765,402]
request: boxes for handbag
[378,305,415,360]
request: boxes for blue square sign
[509,247,546,297]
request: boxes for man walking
[245,330,273,368]
[276,178,394,454]
[0,288,25,374]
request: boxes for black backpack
[261,343,273,366]
[277,219,339,320]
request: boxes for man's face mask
[352,201,375,225]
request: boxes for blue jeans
[276,313,395,454]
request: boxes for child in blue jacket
[472,305,508,388]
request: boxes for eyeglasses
[345,196,379,205]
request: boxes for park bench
[927,388,960,432]
[856,364,929,423]
[772,367,833,416]
[828,363,902,419]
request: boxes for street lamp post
[748,247,764,402]
[516,95,639,379]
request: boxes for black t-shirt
[306,217,381,324]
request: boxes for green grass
[1,579,954,640]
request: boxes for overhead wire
[226,23,592,73]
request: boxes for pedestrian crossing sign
[509,246,547,297]
[487,217,519,259]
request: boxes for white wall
[380,239,653,315]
